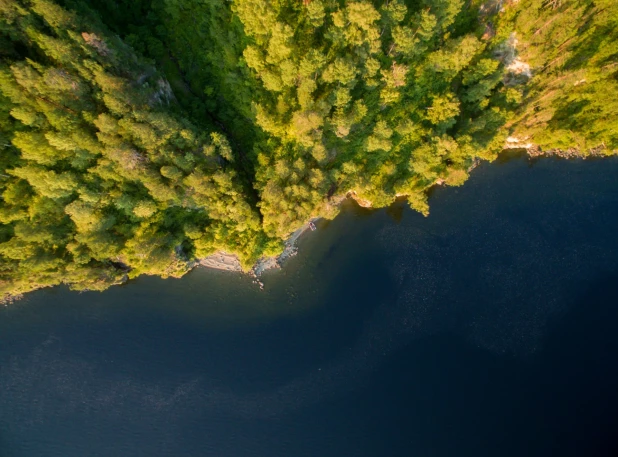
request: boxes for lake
[1,155,618,457]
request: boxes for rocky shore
[198,140,616,284]
[526,145,610,159]
[506,136,613,159]
[253,219,320,276]
[198,252,242,272]
[199,218,321,281]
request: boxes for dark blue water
[2,156,618,457]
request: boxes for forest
[1,0,617,300]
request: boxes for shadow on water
[385,198,407,224]
[496,148,529,163]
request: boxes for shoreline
[198,218,321,278]
[198,142,617,279]
[505,137,612,159]
[3,145,616,302]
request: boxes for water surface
[1,156,618,457]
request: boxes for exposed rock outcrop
[199,252,242,272]
[347,191,373,208]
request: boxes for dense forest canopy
[1,0,616,300]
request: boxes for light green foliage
[426,94,461,128]
[1,0,615,300]
[227,0,515,235]
[306,1,325,28]
[0,0,268,300]
[500,0,618,150]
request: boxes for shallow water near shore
[2,155,618,457]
